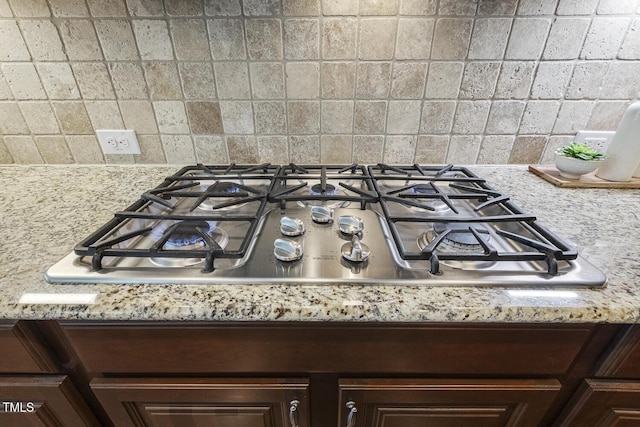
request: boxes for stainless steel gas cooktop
[45,164,606,287]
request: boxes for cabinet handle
[346,400,357,427]
[289,399,300,427]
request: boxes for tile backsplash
[0,0,639,165]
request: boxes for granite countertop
[1,164,639,323]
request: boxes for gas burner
[295,181,352,209]
[417,223,495,269]
[150,220,229,267]
[310,183,336,195]
[379,183,451,213]
[195,181,247,212]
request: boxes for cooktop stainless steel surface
[45,164,607,287]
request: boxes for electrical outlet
[96,130,141,155]
[574,130,615,152]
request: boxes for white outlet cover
[96,130,141,154]
[574,130,615,152]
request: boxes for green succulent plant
[555,142,605,161]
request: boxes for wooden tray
[528,165,640,188]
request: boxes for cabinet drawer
[0,321,55,373]
[596,325,640,378]
[60,322,592,376]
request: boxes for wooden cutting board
[528,165,640,188]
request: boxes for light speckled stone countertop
[1,164,639,323]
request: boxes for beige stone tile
[19,102,59,134]
[4,136,43,163]
[119,100,159,133]
[321,100,354,134]
[254,101,287,134]
[353,135,383,163]
[552,101,594,134]
[565,62,609,100]
[246,19,283,60]
[519,100,560,134]
[289,135,320,163]
[243,0,280,16]
[0,137,13,163]
[517,0,558,15]
[540,135,571,163]
[226,136,259,163]
[0,69,11,100]
[166,0,202,15]
[322,0,357,14]
[321,135,352,163]
[468,18,511,60]
[179,63,217,99]
[0,21,31,61]
[2,63,46,99]
[37,63,80,99]
[508,136,546,164]
[170,19,211,61]
[48,0,89,17]
[415,135,449,163]
[459,62,500,99]
[286,62,319,99]
[600,62,640,100]
[186,101,223,134]
[395,18,434,59]
[322,18,357,59]
[87,0,127,16]
[34,135,74,164]
[478,0,518,14]
[431,18,473,60]
[424,62,464,99]
[598,0,638,14]
[132,20,174,60]
[360,0,398,14]
[19,20,66,61]
[485,101,525,134]
[85,100,124,129]
[250,62,285,99]
[126,0,164,16]
[109,63,148,99]
[153,101,190,134]
[65,135,104,163]
[505,18,551,60]
[322,62,355,99]
[72,63,115,99]
[543,18,590,60]
[204,0,241,16]
[446,135,481,164]
[58,20,102,61]
[104,153,135,164]
[95,20,139,60]
[586,101,628,131]
[207,19,246,59]
[220,101,254,134]
[531,62,574,99]
[383,136,416,164]
[0,0,11,16]
[284,19,319,60]
[391,62,427,99]
[193,135,228,164]
[258,136,288,163]
[143,62,183,100]
[161,135,196,164]
[0,102,28,134]
[284,0,319,15]
[288,101,320,134]
[215,62,250,99]
[8,0,50,17]
[581,17,630,60]
[477,135,515,164]
[438,0,477,14]
[619,18,640,60]
[400,0,436,15]
[420,101,455,134]
[135,135,166,164]
[52,102,93,134]
[359,18,397,60]
[452,101,490,134]
[356,62,391,99]
[354,100,386,133]
[387,100,421,134]
[494,62,535,100]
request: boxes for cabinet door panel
[339,378,561,427]
[91,377,309,427]
[555,380,640,426]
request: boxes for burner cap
[213,181,239,194]
[412,184,436,195]
[433,222,489,246]
[165,220,211,248]
[310,183,336,195]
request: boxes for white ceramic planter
[554,153,603,179]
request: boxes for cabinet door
[338,378,561,427]
[91,377,310,427]
[555,380,640,426]
[0,375,99,426]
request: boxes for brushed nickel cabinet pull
[346,400,357,427]
[289,399,300,427]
